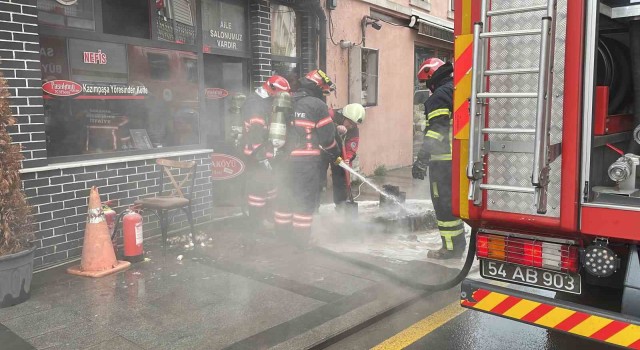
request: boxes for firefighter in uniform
[242,75,291,229]
[412,58,466,259]
[274,69,339,245]
[329,103,366,209]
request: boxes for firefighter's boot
[427,234,467,259]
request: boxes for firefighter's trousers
[320,156,349,206]
[429,160,465,251]
[245,163,276,225]
[274,159,322,242]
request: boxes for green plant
[0,74,33,256]
[373,165,388,177]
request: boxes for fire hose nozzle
[334,157,343,165]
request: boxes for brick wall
[250,0,272,89]
[22,153,213,269]
[0,0,46,169]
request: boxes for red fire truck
[452,0,640,347]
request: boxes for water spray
[316,147,476,292]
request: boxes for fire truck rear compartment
[587,3,640,209]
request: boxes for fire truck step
[477,92,538,99]
[484,68,540,76]
[487,5,547,17]
[479,28,541,38]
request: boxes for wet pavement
[0,167,471,350]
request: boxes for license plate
[480,260,581,294]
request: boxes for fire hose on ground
[316,147,477,292]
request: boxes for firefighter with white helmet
[273,69,339,245]
[413,58,466,259]
[242,75,291,229]
[329,103,365,209]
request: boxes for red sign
[83,50,107,65]
[205,88,228,100]
[42,80,82,97]
[210,153,244,180]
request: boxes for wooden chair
[135,159,198,246]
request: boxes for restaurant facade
[1,0,326,269]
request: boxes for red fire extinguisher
[122,208,144,262]
[102,201,117,238]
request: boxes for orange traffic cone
[67,187,131,278]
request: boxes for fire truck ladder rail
[466,0,557,214]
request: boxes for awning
[410,15,454,43]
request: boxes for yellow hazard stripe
[461,0,472,35]
[462,289,640,349]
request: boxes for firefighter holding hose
[241,75,291,229]
[412,58,466,259]
[329,103,366,211]
[274,69,339,246]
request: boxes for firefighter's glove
[412,159,428,180]
[259,159,272,171]
[337,125,348,136]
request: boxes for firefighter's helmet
[417,58,446,82]
[304,69,336,96]
[256,75,291,98]
[340,103,366,124]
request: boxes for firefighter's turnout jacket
[274,87,337,236]
[330,111,360,205]
[418,76,465,251]
[241,93,277,215]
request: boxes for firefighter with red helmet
[242,75,291,229]
[274,69,339,245]
[328,103,366,209]
[412,58,466,259]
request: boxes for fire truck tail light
[476,233,579,273]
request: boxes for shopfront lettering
[210,153,245,180]
[42,63,62,75]
[83,50,107,65]
[40,47,54,57]
[42,80,82,97]
[81,84,149,96]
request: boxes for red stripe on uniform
[490,296,522,315]
[554,311,591,332]
[590,320,630,341]
[316,116,333,127]
[294,120,316,128]
[520,303,556,323]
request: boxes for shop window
[148,53,171,80]
[271,4,298,58]
[41,38,200,158]
[102,0,150,39]
[154,0,197,44]
[202,0,248,54]
[37,0,95,31]
[182,58,198,84]
[348,47,378,107]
